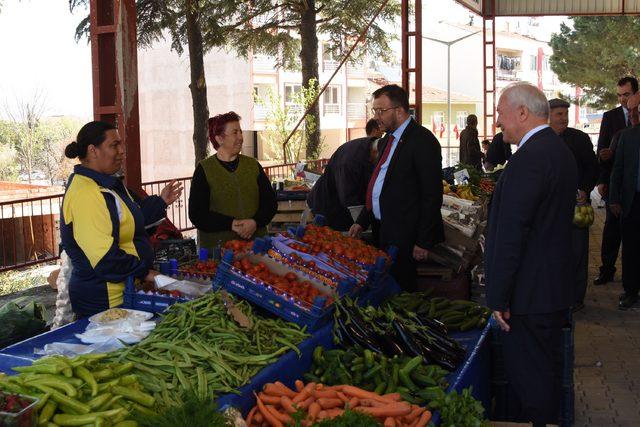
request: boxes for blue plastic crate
[213,250,350,331]
[122,276,194,314]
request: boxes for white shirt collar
[518,124,549,148]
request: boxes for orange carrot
[336,391,348,402]
[359,399,388,408]
[254,393,283,427]
[274,381,297,397]
[246,407,257,426]
[308,402,322,421]
[280,396,297,414]
[341,385,395,403]
[323,408,345,419]
[293,383,314,404]
[312,389,338,399]
[317,410,328,420]
[264,383,296,398]
[259,393,283,406]
[316,398,343,410]
[294,380,305,392]
[382,393,402,401]
[354,402,412,418]
[403,406,424,423]
[348,397,360,408]
[414,409,432,427]
[266,405,292,425]
[384,417,396,427]
[255,412,264,424]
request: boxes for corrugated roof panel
[495,0,623,16]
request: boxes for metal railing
[323,104,341,115]
[1,193,64,272]
[1,159,329,272]
[347,103,366,119]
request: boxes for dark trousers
[571,226,589,305]
[622,195,640,297]
[389,246,417,292]
[501,311,566,425]
[600,202,622,277]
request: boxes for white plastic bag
[35,339,126,357]
[52,252,75,329]
[154,274,211,298]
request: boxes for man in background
[595,76,638,286]
[485,131,512,171]
[459,114,482,170]
[548,98,599,312]
[307,119,382,231]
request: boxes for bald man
[486,83,578,426]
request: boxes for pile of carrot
[245,380,432,427]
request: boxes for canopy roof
[455,0,640,16]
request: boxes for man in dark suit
[595,76,638,285]
[349,84,444,290]
[485,131,512,171]
[609,92,640,310]
[486,83,578,426]
[307,119,382,231]
[548,98,599,312]
[459,114,482,170]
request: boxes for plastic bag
[154,275,211,298]
[0,297,47,348]
[52,251,75,329]
[34,338,126,357]
[75,313,156,345]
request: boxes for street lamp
[423,29,481,165]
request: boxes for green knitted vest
[197,154,267,250]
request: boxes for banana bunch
[455,185,478,201]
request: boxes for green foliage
[550,16,640,109]
[428,387,488,427]
[289,407,381,427]
[256,79,324,162]
[132,390,231,427]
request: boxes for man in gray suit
[609,93,640,310]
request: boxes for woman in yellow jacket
[61,122,160,318]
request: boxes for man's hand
[144,270,160,283]
[576,190,588,204]
[610,204,622,217]
[599,148,613,162]
[232,219,257,239]
[493,310,511,332]
[160,180,183,205]
[348,223,363,238]
[597,184,607,198]
[412,245,429,262]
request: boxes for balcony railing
[253,55,277,73]
[323,104,341,115]
[1,159,328,272]
[347,103,366,119]
[254,104,268,121]
[323,60,339,72]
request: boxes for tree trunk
[186,0,210,165]
[299,0,321,159]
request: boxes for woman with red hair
[188,112,277,249]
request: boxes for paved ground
[573,200,640,426]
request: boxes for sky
[0,0,569,120]
[0,0,92,120]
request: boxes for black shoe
[572,302,585,313]
[618,294,638,310]
[594,274,614,285]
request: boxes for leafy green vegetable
[288,408,381,427]
[429,387,488,427]
[132,390,231,427]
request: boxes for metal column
[401,0,422,123]
[89,0,142,192]
[482,0,496,138]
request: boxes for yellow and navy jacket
[61,165,155,317]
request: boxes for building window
[530,55,537,71]
[543,55,550,71]
[456,111,468,129]
[284,84,302,104]
[323,43,339,72]
[323,85,341,115]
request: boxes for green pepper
[111,386,155,407]
[74,366,98,397]
[38,400,58,425]
[52,408,124,426]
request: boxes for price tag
[454,169,470,185]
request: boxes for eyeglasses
[371,106,398,116]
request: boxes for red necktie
[366,134,395,211]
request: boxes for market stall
[0,221,494,426]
